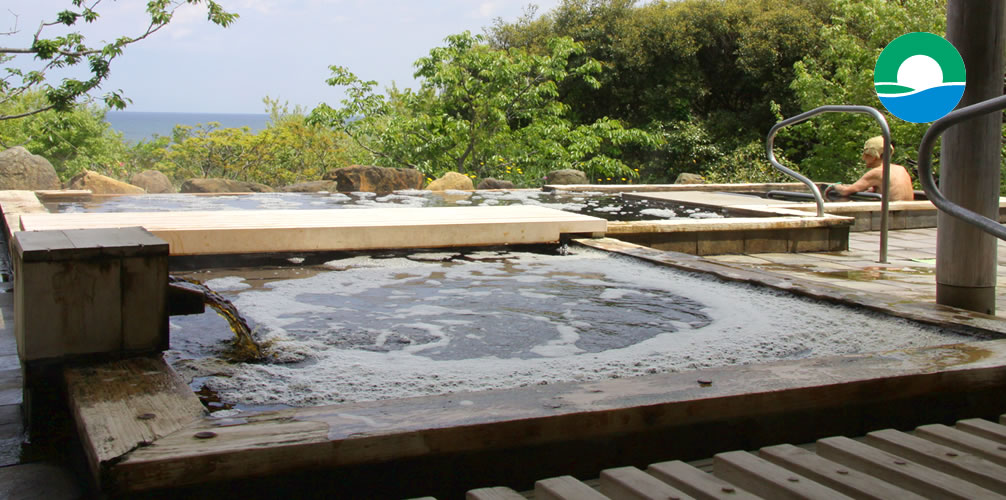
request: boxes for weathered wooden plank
[646,460,759,500]
[543,182,809,193]
[916,424,1006,467]
[958,418,1006,443]
[465,486,526,500]
[20,206,606,255]
[598,466,692,500]
[0,190,45,245]
[712,450,850,500]
[103,339,1006,493]
[865,428,1006,494]
[816,436,1002,499]
[64,356,206,488]
[575,237,1006,336]
[758,443,923,500]
[90,339,1006,494]
[534,476,607,500]
[605,216,850,235]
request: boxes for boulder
[546,169,588,185]
[68,171,145,194]
[280,180,340,192]
[322,165,424,194]
[130,170,175,193]
[180,178,274,193]
[0,147,61,191]
[476,178,515,190]
[427,172,474,191]
[675,172,704,184]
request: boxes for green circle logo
[874,32,966,123]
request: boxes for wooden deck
[463,414,1006,499]
[18,206,607,255]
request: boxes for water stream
[168,275,263,361]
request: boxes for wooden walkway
[460,415,1006,499]
[18,206,606,255]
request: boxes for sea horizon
[105,110,271,143]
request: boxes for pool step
[434,416,1006,500]
[18,206,606,255]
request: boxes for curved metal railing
[917,94,1006,241]
[766,105,892,263]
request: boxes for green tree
[134,97,355,186]
[309,31,656,186]
[487,0,832,182]
[0,90,128,180]
[779,0,946,185]
[1,0,237,121]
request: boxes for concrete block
[13,227,168,362]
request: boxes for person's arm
[836,167,884,196]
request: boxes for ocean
[104,111,271,143]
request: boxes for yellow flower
[621,177,626,181]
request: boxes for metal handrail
[917,94,1006,241]
[766,105,891,263]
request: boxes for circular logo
[874,32,966,123]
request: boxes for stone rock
[129,170,175,193]
[0,147,60,191]
[427,172,474,191]
[545,169,588,185]
[180,178,274,193]
[477,178,515,190]
[322,165,424,194]
[280,180,340,192]
[68,171,145,194]
[675,172,704,184]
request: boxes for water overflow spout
[168,275,264,361]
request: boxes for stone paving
[706,227,1006,317]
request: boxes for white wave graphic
[876,81,966,98]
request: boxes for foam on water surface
[169,247,972,409]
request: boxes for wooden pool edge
[66,339,1006,495]
[578,237,1006,336]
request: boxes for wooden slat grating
[449,417,1006,499]
[19,206,607,255]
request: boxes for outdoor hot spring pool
[168,245,971,413]
[44,189,728,221]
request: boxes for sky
[6,1,562,114]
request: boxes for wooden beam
[937,0,1006,314]
[19,206,607,255]
[75,339,1006,494]
[64,356,206,488]
[0,190,45,244]
[543,183,810,193]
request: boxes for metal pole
[766,105,891,262]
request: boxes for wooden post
[937,0,1006,314]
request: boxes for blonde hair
[863,136,891,159]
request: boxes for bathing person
[824,136,914,201]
